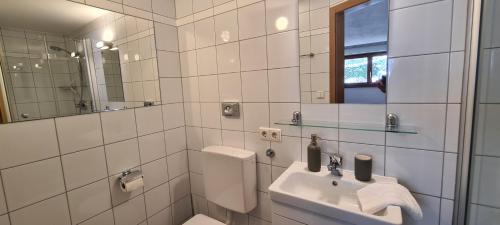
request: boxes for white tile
[167,151,189,178]
[148,207,172,225]
[194,17,216,48]
[113,195,147,225]
[55,114,103,154]
[188,150,203,173]
[221,112,244,131]
[208,201,227,221]
[186,127,203,151]
[142,158,169,191]
[249,216,271,225]
[240,37,267,71]
[310,33,329,54]
[161,78,184,104]
[172,195,193,224]
[163,103,185,130]
[0,175,6,215]
[155,23,178,51]
[299,12,310,32]
[448,51,465,103]
[442,153,457,199]
[139,132,166,163]
[271,166,287,182]
[445,104,460,153]
[152,0,176,18]
[145,183,171,217]
[257,163,272,192]
[215,10,239,44]
[222,130,245,148]
[388,53,449,103]
[339,104,386,145]
[180,51,197,76]
[267,30,299,69]
[0,119,59,169]
[67,179,112,224]
[389,0,452,57]
[339,142,385,176]
[101,109,137,144]
[201,103,222,129]
[182,76,200,102]
[250,192,271,221]
[192,195,208,215]
[271,136,302,167]
[109,171,143,206]
[214,0,233,6]
[386,147,443,196]
[175,0,193,18]
[301,126,338,142]
[270,103,301,136]
[165,127,187,155]
[268,67,300,102]
[217,42,241,73]
[169,174,190,202]
[79,210,114,225]
[158,51,181,78]
[470,156,500,208]
[404,194,440,225]
[2,158,65,210]
[178,23,196,51]
[389,0,437,10]
[62,147,108,190]
[203,128,222,147]
[451,0,468,51]
[386,104,446,151]
[135,105,164,136]
[219,72,242,101]
[309,7,328,30]
[190,172,205,196]
[468,204,500,224]
[238,2,266,39]
[9,194,70,225]
[245,132,271,164]
[196,47,218,75]
[243,103,270,132]
[241,70,269,102]
[266,0,299,34]
[105,138,140,175]
[194,0,213,12]
[199,75,220,102]
[440,199,454,225]
[184,103,202,127]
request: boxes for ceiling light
[275,17,289,31]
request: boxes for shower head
[49,46,81,58]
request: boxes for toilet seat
[183,214,224,225]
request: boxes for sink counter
[269,161,402,225]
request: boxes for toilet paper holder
[119,170,143,189]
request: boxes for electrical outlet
[258,127,282,142]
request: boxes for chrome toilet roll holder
[119,169,143,189]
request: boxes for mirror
[0,0,161,123]
[299,0,388,104]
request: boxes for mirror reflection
[299,0,388,104]
[0,0,160,123]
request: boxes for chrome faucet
[326,153,343,177]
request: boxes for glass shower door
[466,0,500,223]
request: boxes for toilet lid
[183,214,225,225]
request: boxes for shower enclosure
[0,28,93,122]
[458,0,500,224]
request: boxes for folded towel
[357,182,423,220]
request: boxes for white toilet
[183,146,257,225]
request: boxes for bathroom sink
[269,161,402,225]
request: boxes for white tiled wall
[0,1,192,225]
[175,0,467,225]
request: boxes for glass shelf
[274,120,418,134]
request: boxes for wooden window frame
[344,52,387,88]
[329,0,369,103]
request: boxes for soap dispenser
[307,134,321,172]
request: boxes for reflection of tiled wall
[0,28,91,121]
[467,0,500,222]
[0,1,191,225]
[176,0,467,225]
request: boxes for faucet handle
[326,153,342,166]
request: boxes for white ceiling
[0,0,109,35]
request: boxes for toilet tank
[202,146,257,213]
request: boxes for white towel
[357,182,423,220]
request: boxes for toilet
[183,146,257,225]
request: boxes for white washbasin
[269,161,402,225]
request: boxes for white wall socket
[258,127,282,142]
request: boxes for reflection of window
[344,52,387,87]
